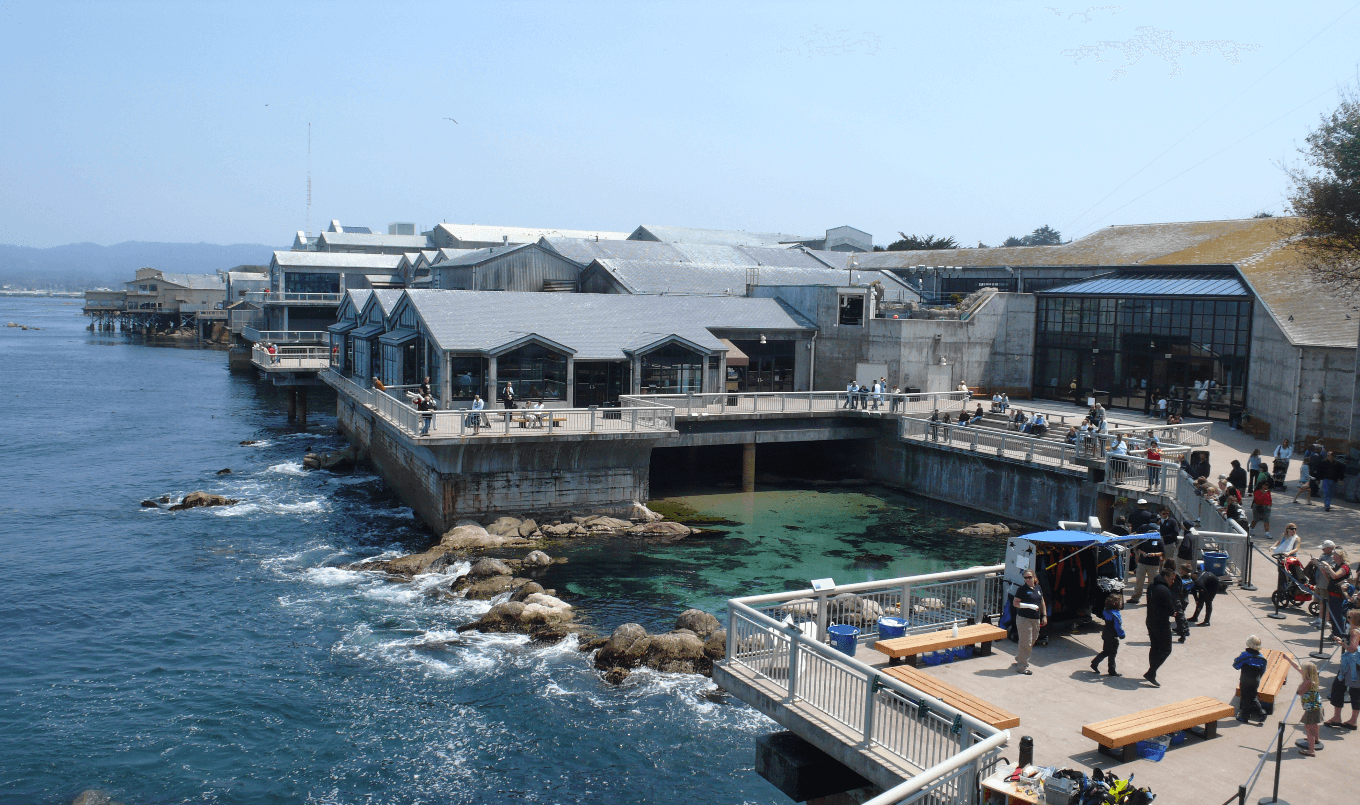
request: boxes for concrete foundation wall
[337,395,658,532]
[864,436,1096,525]
[1299,345,1355,443]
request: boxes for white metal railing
[242,291,344,304]
[724,567,1006,786]
[1105,420,1212,448]
[618,390,971,418]
[864,730,1010,805]
[899,417,1086,471]
[242,328,329,344]
[323,370,676,438]
[1102,453,1182,497]
[252,344,331,371]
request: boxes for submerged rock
[168,491,238,511]
[302,445,357,472]
[239,440,260,446]
[627,521,694,537]
[957,522,1010,537]
[140,499,160,508]
[522,550,552,568]
[72,791,122,805]
[349,544,459,579]
[215,468,233,475]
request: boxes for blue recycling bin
[827,624,860,656]
[878,617,908,639]
[1202,551,1229,577]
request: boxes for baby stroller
[1271,457,1289,492]
[1270,556,1320,614]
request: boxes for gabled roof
[854,217,1359,349]
[271,251,405,270]
[148,272,224,290]
[338,289,372,320]
[370,289,403,316]
[629,225,815,247]
[433,222,630,245]
[318,230,430,249]
[399,289,814,360]
[429,242,539,267]
[434,247,483,264]
[540,237,834,268]
[1040,273,1250,298]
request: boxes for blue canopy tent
[1000,530,1147,635]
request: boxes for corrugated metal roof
[1039,274,1250,297]
[155,272,224,290]
[343,289,373,313]
[319,231,429,249]
[403,289,813,360]
[370,289,403,315]
[434,223,630,244]
[273,251,405,270]
[351,323,385,339]
[589,259,909,296]
[541,237,832,268]
[431,242,538,267]
[340,226,373,234]
[631,225,813,247]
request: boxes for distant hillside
[0,241,281,290]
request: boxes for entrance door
[574,361,629,407]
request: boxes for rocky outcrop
[957,522,1010,537]
[627,520,694,538]
[440,522,533,549]
[630,501,665,522]
[349,544,460,579]
[168,491,238,511]
[457,579,583,643]
[522,550,552,568]
[486,516,524,537]
[302,445,358,472]
[71,792,122,805]
[468,558,514,579]
[215,468,233,475]
[591,611,727,683]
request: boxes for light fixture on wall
[760,334,767,344]
[1311,390,1324,404]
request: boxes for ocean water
[0,298,1005,804]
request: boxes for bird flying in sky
[443,117,458,124]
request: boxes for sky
[1,0,1358,250]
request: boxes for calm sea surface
[0,297,1003,804]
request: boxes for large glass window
[499,343,568,400]
[641,344,704,394]
[284,272,340,294]
[449,355,488,401]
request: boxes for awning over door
[720,338,749,367]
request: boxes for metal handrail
[619,390,972,418]
[863,730,1010,805]
[243,328,330,343]
[242,291,344,303]
[252,344,331,371]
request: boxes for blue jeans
[1322,479,1335,508]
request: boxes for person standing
[1158,509,1180,557]
[468,394,485,435]
[1233,636,1269,724]
[1071,378,1080,406]
[1293,446,1317,504]
[1270,524,1301,591]
[1314,540,1337,629]
[843,380,856,409]
[502,381,516,410]
[1249,479,1273,542]
[1273,439,1293,490]
[1157,394,1168,420]
[928,409,941,441]
[1012,570,1047,675]
[1321,548,1352,637]
[1247,449,1264,492]
[1091,593,1125,677]
[1318,451,1345,511]
[1284,657,1324,756]
[1324,611,1360,729]
[1127,521,1164,605]
[889,384,901,413]
[1128,498,1154,534]
[1145,439,1163,489]
[1143,562,1176,687]
[1227,460,1248,494]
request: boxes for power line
[1061,0,1360,235]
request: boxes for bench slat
[1083,696,1235,747]
[874,624,1007,659]
[883,666,1020,729]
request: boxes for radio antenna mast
[306,122,312,237]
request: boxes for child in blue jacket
[1234,635,1269,723]
[1090,593,1126,676]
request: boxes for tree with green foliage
[886,233,959,251]
[1285,85,1360,295]
[1001,225,1064,247]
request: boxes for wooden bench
[1235,649,1289,712]
[507,412,567,428]
[1082,696,1235,762]
[882,665,1020,729]
[873,623,1007,667]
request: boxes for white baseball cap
[1320,540,1336,549]
[1137,498,1148,505]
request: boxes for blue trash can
[1202,551,1229,577]
[827,624,860,656]
[878,617,908,639]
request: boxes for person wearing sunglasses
[1012,571,1047,675]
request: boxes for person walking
[1324,611,1360,730]
[1127,522,1164,605]
[843,380,856,409]
[1071,378,1080,406]
[1273,439,1293,491]
[1012,570,1047,675]
[1318,450,1345,511]
[1292,449,1314,504]
[1233,636,1269,724]
[1143,562,1176,687]
[1249,478,1273,542]
[1189,567,1220,626]
[1247,449,1264,492]
[1091,593,1125,677]
[468,394,485,435]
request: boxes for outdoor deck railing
[899,417,1086,471]
[1105,420,1212,447]
[618,391,971,418]
[724,567,1007,793]
[322,370,676,439]
[242,291,343,304]
[242,328,330,344]
[1102,452,1183,497]
[252,344,332,371]
[864,730,1011,805]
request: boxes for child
[1173,564,1194,643]
[1090,594,1125,676]
[1233,636,1268,723]
[1284,656,1323,755]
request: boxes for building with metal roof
[627,225,816,248]
[427,223,630,250]
[578,258,918,302]
[330,289,815,407]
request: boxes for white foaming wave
[272,499,327,514]
[267,460,307,476]
[382,506,416,519]
[214,502,261,517]
[302,566,373,587]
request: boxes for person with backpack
[1091,593,1126,677]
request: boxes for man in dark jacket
[1143,562,1176,687]
[1318,451,1345,511]
[1227,460,1248,493]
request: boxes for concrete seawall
[337,394,665,532]
[865,434,1096,525]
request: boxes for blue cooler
[827,624,860,656]
[878,617,908,639]
[1202,551,1229,577]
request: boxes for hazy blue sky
[2,1,1357,249]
